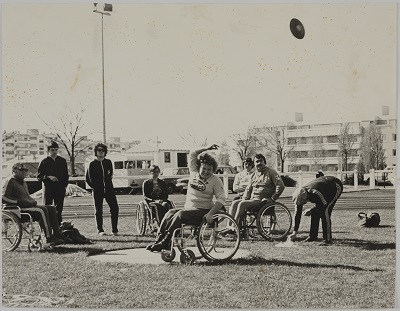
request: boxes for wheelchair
[2,205,45,252]
[239,201,292,241]
[135,200,176,236]
[159,212,241,265]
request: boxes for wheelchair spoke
[197,213,240,262]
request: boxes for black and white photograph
[1,0,397,309]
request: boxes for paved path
[90,247,251,265]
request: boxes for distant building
[2,129,142,175]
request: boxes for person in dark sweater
[37,141,69,224]
[290,175,343,245]
[86,143,119,236]
[142,165,172,223]
[3,163,67,245]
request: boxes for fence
[21,168,395,199]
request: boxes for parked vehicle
[176,166,236,194]
[161,167,190,194]
[85,153,153,194]
[363,166,396,186]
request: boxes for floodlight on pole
[93,3,112,143]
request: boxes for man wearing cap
[2,163,67,245]
[37,141,69,224]
[289,175,343,245]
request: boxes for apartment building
[2,129,140,175]
[284,118,396,173]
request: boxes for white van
[85,153,153,194]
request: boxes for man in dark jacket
[290,175,343,245]
[86,143,119,236]
[37,141,69,224]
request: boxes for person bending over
[289,175,343,246]
[146,144,226,252]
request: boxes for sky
[1,1,398,148]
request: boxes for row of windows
[287,135,342,145]
[290,149,358,158]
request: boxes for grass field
[2,205,396,309]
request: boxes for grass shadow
[199,256,383,271]
[334,238,396,250]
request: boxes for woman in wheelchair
[142,165,172,223]
[2,163,69,245]
[146,144,226,252]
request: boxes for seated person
[222,154,285,233]
[2,163,69,245]
[142,165,171,223]
[146,144,226,252]
[232,157,255,200]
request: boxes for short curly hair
[197,152,218,172]
[94,143,108,156]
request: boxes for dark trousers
[92,188,119,233]
[309,199,337,241]
[157,208,209,241]
[43,183,66,224]
[20,205,60,238]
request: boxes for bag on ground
[358,212,380,228]
[60,222,92,244]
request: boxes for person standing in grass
[37,141,69,224]
[146,144,226,252]
[86,143,119,236]
[289,175,343,246]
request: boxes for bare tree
[309,135,326,171]
[359,124,386,171]
[229,126,258,162]
[338,123,357,172]
[38,104,95,175]
[178,132,208,148]
[216,140,230,166]
[257,125,295,173]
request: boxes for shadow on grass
[334,238,396,250]
[199,256,383,271]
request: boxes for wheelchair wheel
[28,240,43,252]
[196,213,240,262]
[2,211,22,252]
[161,248,176,262]
[135,201,147,235]
[256,202,292,241]
[180,249,195,265]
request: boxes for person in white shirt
[146,144,226,252]
[232,157,255,199]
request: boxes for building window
[393,149,396,156]
[393,134,396,141]
[327,135,338,143]
[164,152,171,163]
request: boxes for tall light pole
[93,3,112,143]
